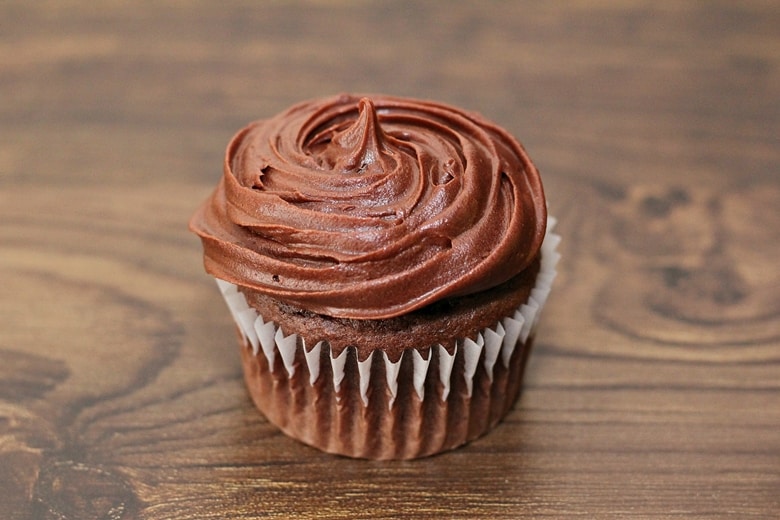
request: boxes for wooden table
[2,2,778,518]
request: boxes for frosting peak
[190,94,547,319]
[331,97,392,175]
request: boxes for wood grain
[1,1,778,518]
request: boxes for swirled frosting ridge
[189,94,547,319]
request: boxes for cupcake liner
[217,218,560,459]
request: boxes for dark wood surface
[2,2,778,518]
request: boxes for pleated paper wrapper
[216,219,561,459]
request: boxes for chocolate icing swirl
[189,94,547,319]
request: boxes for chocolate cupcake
[189,94,559,459]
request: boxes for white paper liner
[437,344,457,401]
[383,351,404,408]
[411,349,431,401]
[330,346,348,394]
[357,351,374,406]
[304,341,323,386]
[216,219,560,408]
[462,334,484,397]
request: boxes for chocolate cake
[189,94,559,459]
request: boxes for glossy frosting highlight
[189,94,547,319]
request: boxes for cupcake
[189,94,559,459]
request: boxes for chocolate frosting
[189,94,546,319]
